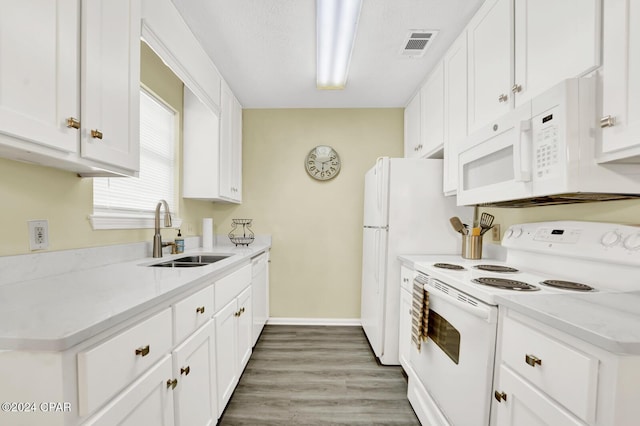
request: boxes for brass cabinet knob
[66,117,80,129]
[234,311,240,317]
[196,306,205,314]
[240,307,245,313]
[525,354,542,367]
[180,366,191,376]
[494,390,507,402]
[135,345,150,357]
[166,378,178,390]
[498,94,509,103]
[600,115,616,128]
[511,83,522,94]
[91,129,103,139]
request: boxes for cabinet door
[443,32,468,195]
[467,0,513,133]
[214,299,239,416]
[173,321,217,426]
[230,95,243,201]
[420,62,445,157]
[81,0,140,174]
[251,253,269,347]
[600,0,640,162]
[494,365,585,426]
[0,0,79,153]
[237,287,253,372]
[514,0,600,107]
[398,288,412,372]
[404,94,421,158]
[219,82,235,200]
[83,355,175,426]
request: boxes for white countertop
[495,291,640,355]
[0,241,270,351]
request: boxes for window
[91,88,181,229]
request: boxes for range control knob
[512,227,523,238]
[623,233,640,251]
[504,228,513,239]
[601,231,622,247]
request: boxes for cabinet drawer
[501,315,598,422]
[214,265,251,312]
[173,285,214,344]
[78,308,172,416]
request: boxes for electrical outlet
[492,224,501,241]
[28,220,49,250]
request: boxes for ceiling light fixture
[316,0,363,90]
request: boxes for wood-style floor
[219,325,420,425]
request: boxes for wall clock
[305,145,341,181]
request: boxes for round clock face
[305,145,341,181]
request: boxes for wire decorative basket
[228,219,255,246]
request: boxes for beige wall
[0,42,215,256]
[209,109,404,319]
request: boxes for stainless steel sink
[149,254,230,268]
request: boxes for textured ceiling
[170,0,484,108]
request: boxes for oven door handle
[428,284,497,323]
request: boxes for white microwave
[457,78,640,207]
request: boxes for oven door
[457,102,533,206]
[410,276,498,426]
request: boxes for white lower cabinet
[215,286,252,417]
[398,266,414,372]
[251,251,269,346]
[83,355,175,426]
[172,321,217,426]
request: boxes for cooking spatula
[480,212,495,235]
[450,216,467,235]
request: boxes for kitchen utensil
[473,205,479,228]
[480,212,494,235]
[480,225,493,236]
[449,217,466,235]
[471,227,481,236]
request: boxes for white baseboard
[266,317,361,326]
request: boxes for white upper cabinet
[0,0,141,177]
[599,0,640,162]
[81,0,141,173]
[443,31,468,195]
[420,62,445,158]
[0,0,79,154]
[219,81,242,203]
[513,0,601,107]
[467,0,513,134]
[467,0,601,134]
[404,93,422,158]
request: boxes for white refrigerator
[361,157,470,365]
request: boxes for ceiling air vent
[401,30,438,57]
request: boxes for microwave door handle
[514,119,532,182]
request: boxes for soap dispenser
[175,229,185,253]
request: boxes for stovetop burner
[540,280,594,291]
[474,264,519,273]
[472,277,539,291]
[433,263,465,271]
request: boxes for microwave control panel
[532,106,561,180]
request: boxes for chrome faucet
[153,200,173,258]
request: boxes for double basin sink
[149,254,230,268]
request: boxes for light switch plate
[28,220,49,250]
[491,224,501,241]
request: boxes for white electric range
[404,221,640,426]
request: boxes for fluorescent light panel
[316,0,362,89]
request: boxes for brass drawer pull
[196,306,205,314]
[511,83,522,94]
[498,93,508,103]
[240,307,245,314]
[180,366,191,376]
[66,117,80,129]
[494,390,507,402]
[525,354,542,367]
[91,129,103,139]
[234,311,240,317]
[135,345,150,357]
[600,115,616,128]
[166,378,178,390]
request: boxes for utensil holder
[461,235,483,259]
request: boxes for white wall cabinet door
[219,81,242,203]
[214,299,239,417]
[0,0,79,154]
[513,0,600,107]
[404,94,422,158]
[81,0,141,173]
[173,321,217,426]
[599,0,640,162]
[443,31,468,195]
[420,62,445,158]
[493,365,585,426]
[84,355,175,426]
[237,287,253,371]
[467,0,513,134]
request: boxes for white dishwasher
[251,251,269,346]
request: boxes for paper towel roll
[202,218,213,250]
